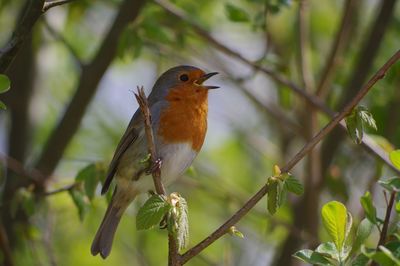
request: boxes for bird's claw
[146,157,162,175]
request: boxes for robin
[91,65,219,258]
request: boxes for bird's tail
[91,189,135,259]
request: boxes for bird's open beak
[196,72,219,89]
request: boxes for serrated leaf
[352,218,373,255]
[0,100,6,110]
[267,179,279,215]
[69,187,90,221]
[284,175,304,195]
[360,191,377,224]
[389,150,400,170]
[225,4,250,22]
[321,201,347,253]
[0,74,10,93]
[136,194,171,230]
[293,249,332,265]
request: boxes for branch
[134,87,166,195]
[134,87,180,266]
[42,18,82,68]
[376,191,396,248]
[316,0,358,98]
[44,183,77,196]
[42,0,76,12]
[0,0,75,72]
[179,50,400,264]
[155,0,400,175]
[34,0,146,181]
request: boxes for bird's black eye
[179,74,189,82]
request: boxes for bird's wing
[101,100,167,195]
[101,110,142,194]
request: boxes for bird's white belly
[126,142,197,193]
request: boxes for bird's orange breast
[158,85,208,152]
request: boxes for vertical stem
[377,191,396,248]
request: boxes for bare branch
[180,50,400,263]
[134,87,180,266]
[42,0,76,12]
[44,183,77,196]
[155,0,400,175]
[134,87,166,196]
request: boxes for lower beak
[196,72,219,89]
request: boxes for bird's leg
[146,157,163,175]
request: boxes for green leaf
[352,218,373,255]
[293,249,333,265]
[362,246,397,266]
[0,100,6,110]
[225,4,250,22]
[378,177,400,192]
[358,106,377,131]
[351,254,370,266]
[229,226,244,238]
[284,175,304,195]
[136,194,171,230]
[0,74,10,93]
[69,187,90,221]
[379,245,400,265]
[345,109,363,144]
[75,163,99,201]
[321,201,347,253]
[389,150,400,170]
[360,191,377,224]
[267,178,279,215]
[316,242,338,260]
[345,106,377,144]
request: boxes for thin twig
[42,18,83,68]
[179,50,400,264]
[44,183,77,196]
[316,0,357,98]
[155,0,400,175]
[42,0,76,12]
[134,87,166,195]
[371,191,396,266]
[134,87,180,266]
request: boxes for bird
[91,65,219,259]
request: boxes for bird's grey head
[148,65,218,103]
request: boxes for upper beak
[196,72,219,89]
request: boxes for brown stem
[155,0,400,176]
[377,191,396,248]
[134,87,166,196]
[179,49,400,264]
[134,87,180,266]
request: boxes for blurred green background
[0,0,399,265]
